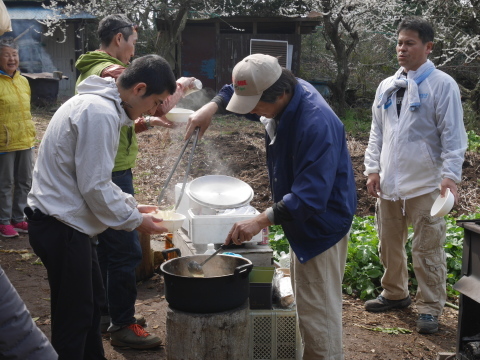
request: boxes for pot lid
[187,175,254,209]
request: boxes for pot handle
[234,263,253,278]
[161,248,181,260]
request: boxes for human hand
[440,177,459,205]
[137,204,158,213]
[136,213,169,235]
[184,102,218,140]
[224,212,271,245]
[177,77,196,91]
[148,115,178,129]
[366,173,381,198]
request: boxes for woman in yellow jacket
[0,38,35,238]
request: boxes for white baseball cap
[226,54,282,114]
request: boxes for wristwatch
[144,116,154,129]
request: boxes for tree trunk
[320,2,358,117]
[135,232,153,281]
[470,79,480,115]
[166,302,249,360]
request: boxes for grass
[340,108,372,137]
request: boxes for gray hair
[0,37,18,52]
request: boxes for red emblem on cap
[237,80,247,86]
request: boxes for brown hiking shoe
[110,324,162,349]
[364,295,411,313]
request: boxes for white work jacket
[28,76,143,237]
[364,66,467,201]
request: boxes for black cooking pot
[160,249,253,313]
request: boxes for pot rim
[160,254,252,279]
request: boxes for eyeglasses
[109,23,139,34]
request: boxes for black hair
[260,68,298,104]
[118,54,176,97]
[97,14,136,46]
[397,16,434,44]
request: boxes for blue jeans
[96,169,142,327]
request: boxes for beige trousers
[290,234,348,360]
[376,190,447,316]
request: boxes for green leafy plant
[343,216,382,299]
[467,130,480,152]
[268,225,290,261]
[269,212,480,301]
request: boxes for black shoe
[364,295,412,313]
[416,314,438,334]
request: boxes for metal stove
[454,219,480,360]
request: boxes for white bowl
[430,188,455,217]
[152,212,186,232]
[165,108,194,123]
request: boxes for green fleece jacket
[75,51,137,172]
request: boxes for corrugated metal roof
[6,7,95,20]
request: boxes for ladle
[187,245,226,277]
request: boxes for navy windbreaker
[218,79,357,263]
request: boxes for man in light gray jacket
[26,54,176,359]
[363,17,467,334]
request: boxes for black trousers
[26,208,106,360]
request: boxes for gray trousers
[0,149,34,224]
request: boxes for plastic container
[151,211,186,232]
[249,266,275,309]
[204,243,216,255]
[430,188,455,217]
[164,108,194,123]
[164,233,177,260]
[278,251,290,268]
[184,79,202,96]
[258,227,269,245]
[187,208,262,245]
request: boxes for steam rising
[0,21,57,73]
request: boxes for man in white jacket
[363,17,467,334]
[26,54,177,359]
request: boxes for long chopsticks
[157,127,199,210]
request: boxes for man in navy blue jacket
[185,54,356,360]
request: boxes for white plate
[187,175,254,209]
[165,108,194,123]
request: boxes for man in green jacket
[75,14,195,349]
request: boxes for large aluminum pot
[160,250,253,313]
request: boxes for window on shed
[250,39,289,69]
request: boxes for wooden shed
[3,0,95,98]
[157,15,321,93]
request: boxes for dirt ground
[1,109,479,359]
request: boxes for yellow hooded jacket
[0,71,35,152]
